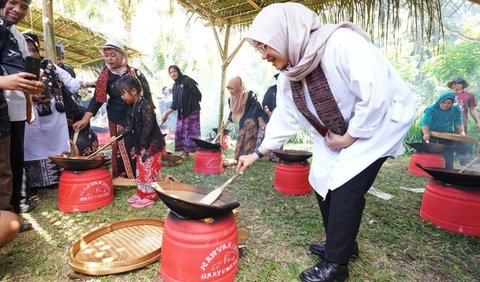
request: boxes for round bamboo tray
[112,177,136,188]
[162,153,184,167]
[430,131,478,143]
[69,218,164,275]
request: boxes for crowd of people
[1,1,479,281]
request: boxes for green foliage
[286,128,313,145]
[422,42,480,89]
[404,114,423,154]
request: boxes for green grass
[1,147,479,282]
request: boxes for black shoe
[309,241,359,260]
[300,259,349,282]
[18,203,37,214]
[19,222,32,233]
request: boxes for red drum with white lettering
[58,168,113,213]
[160,212,238,281]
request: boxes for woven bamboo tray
[162,153,184,167]
[430,131,478,143]
[112,177,136,188]
[69,218,164,275]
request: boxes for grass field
[1,146,479,282]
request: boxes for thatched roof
[176,0,478,43]
[16,6,139,68]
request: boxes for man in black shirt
[262,73,278,117]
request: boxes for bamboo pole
[41,0,56,63]
[218,24,231,128]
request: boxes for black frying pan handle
[163,174,180,183]
[415,163,425,170]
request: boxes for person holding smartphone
[22,34,94,192]
[1,0,38,216]
[0,0,44,233]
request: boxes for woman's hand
[162,114,168,124]
[423,133,430,143]
[324,131,357,151]
[73,112,94,132]
[73,119,88,132]
[236,153,259,174]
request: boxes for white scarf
[244,3,371,81]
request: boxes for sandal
[130,198,155,208]
[127,194,142,204]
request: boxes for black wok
[272,149,312,163]
[415,163,480,189]
[49,154,111,171]
[407,142,453,154]
[191,137,222,150]
[153,175,240,219]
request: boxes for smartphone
[24,56,41,80]
[55,45,62,59]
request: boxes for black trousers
[315,157,388,265]
[0,136,12,211]
[9,120,27,211]
[428,137,455,169]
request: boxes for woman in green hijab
[421,92,464,168]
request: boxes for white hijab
[244,3,371,81]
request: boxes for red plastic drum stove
[420,180,480,236]
[194,148,224,174]
[274,161,312,195]
[407,152,445,177]
[160,212,238,281]
[58,168,113,213]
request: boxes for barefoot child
[115,75,165,208]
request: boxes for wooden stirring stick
[87,134,123,159]
[211,121,225,143]
[458,156,478,173]
[198,172,241,205]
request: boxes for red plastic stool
[407,153,445,177]
[194,149,224,174]
[274,162,312,195]
[420,180,480,236]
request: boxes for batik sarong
[234,118,259,160]
[136,151,161,200]
[25,159,62,187]
[109,121,136,179]
[175,110,200,153]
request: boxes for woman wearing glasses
[236,3,416,282]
